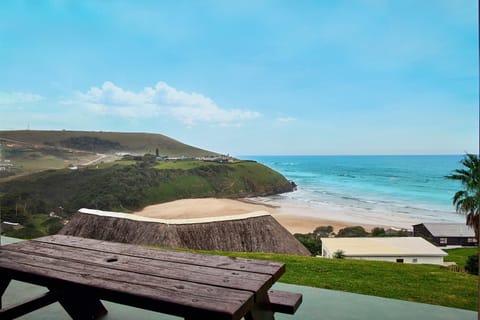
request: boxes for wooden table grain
[0,235,286,320]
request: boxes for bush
[336,226,368,237]
[465,254,478,275]
[333,250,345,258]
[42,217,65,235]
[386,229,410,237]
[8,227,45,239]
[371,227,386,237]
[313,225,334,237]
[294,233,322,256]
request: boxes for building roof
[320,237,447,257]
[415,223,475,237]
[79,208,271,224]
[61,209,311,256]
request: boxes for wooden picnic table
[0,235,301,320]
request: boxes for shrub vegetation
[465,255,478,275]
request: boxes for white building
[321,237,447,265]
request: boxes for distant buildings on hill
[157,155,235,163]
[121,153,236,163]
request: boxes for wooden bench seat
[268,290,302,315]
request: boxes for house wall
[322,244,444,265]
[433,236,477,247]
[350,256,445,265]
[322,246,335,258]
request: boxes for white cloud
[73,81,260,126]
[0,91,44,105]
[276,116,297,123]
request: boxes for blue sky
[0,0,478,155]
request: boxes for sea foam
[242,155,465,229]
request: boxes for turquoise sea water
[240,155,466,226]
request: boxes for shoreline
[133,197,401,234]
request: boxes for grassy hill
[0,130,216,155]
[0,130,219,179]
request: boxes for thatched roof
[59,209,311,256]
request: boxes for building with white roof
[321,237,447,265]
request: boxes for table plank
[0,235,288,319]
[35,235,285,280]
[1,241,272,294]
[0,250,253,320]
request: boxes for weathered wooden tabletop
[0,235,285,320]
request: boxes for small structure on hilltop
[320,237,447,265]
[1,221,24,231]
[59,208,311,256]
[412,223,477,247]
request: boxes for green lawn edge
[187,249,478,311]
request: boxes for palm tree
[446,153,480,240]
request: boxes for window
[396,258,404,263]
[412,258,418,263]
[439,238,447,244]
[467,238,477,243]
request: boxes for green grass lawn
[445,247,478,269]
[193,250,478,311]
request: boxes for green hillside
[0,157,294,238]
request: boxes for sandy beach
[133,198,386,234]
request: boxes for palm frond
[447,153,480,238]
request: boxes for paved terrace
[1,237,477,320]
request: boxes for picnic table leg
[0,278,11,309]
[244,293,275,320]
[50,287,108,320]
[0,291,57,319]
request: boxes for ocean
[240,155,466,229]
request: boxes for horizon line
[237,154,466,157]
